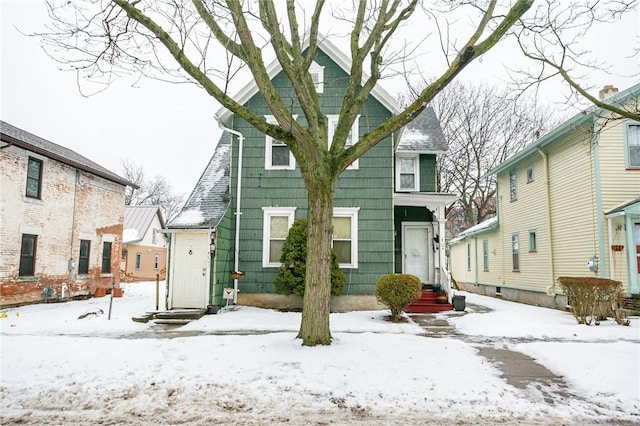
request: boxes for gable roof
[395,106,448,153]
[215,35,402,125]
[123,205,165,244]
[488,82,640,176]
[168,132,231,229]
[0,121,135,187]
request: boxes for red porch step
[405,290,453,313]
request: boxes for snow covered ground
[1,281,638,425]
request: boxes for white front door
[402,223,431,284]
[170,233,209,309]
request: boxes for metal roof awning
[394,192,458,209]
[604,196,640,218]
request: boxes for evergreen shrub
[273,219,346,298]
[558,276,629,326]
[375,274,421,321]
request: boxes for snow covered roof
[395,107,448,153]
[123,205,164,243]
[449,216,498,244]
[168,132,231,229]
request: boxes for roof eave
[214,34,402,125]
[488,113,593,177]
[1,133,138,188]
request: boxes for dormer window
[310,62,324,93]
[396,155,419,191]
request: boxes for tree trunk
[298,179,335,346]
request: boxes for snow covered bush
[273,219,346,298]
[375,274,421,321]
[558,276,629,326]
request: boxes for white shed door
[403,224,430,284]
[171,233,209,308]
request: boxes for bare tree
[121,159,185,223]
[426,82,561,235]
[37,0,634,346]
[510,0,640,120]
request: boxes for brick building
[0,121,135,306]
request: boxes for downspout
[537,148,556,295]
[592,124,607,278]
[216,120,244,305]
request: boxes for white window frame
[265,115,296,170]
[309,61,324,93]
[262,207,297,267]
[332,207,359,268]
[395,154,419,191]
[327,114,360,170]
[153,254,160,270]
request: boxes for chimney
[599,85,618,101]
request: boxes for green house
[165,37,457,311]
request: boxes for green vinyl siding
[212,212,234,306]
[227,48,395,296]
[419,154,437,192]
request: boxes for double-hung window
[265,115,296,170]
[626,123,640,168]
[327,115,360,170]
[26,157,43,199]
[332,208,359,268]
[19,234,37,276]
[396,155,419,191]
[102,241,112,274]
[135,253,142,271]
[512,234,520,272]
[309,61,324,93]
[509,170,517,201]
[79,239,90,274]
[262,207,296,267]
[529,231,537,252]
[154,255,160,270]
[482,239,489,271]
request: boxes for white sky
[0,281,638,423]
[1,1,638,197]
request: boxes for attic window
[327,114,360,170]
[310,62,324,93]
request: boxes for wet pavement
[409,303,572,399]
